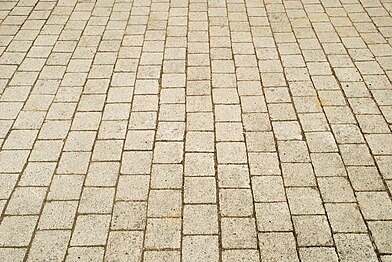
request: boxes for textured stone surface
[0,0,391,260]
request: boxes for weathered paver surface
[0,0,392,261]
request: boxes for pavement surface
[0,0,392,261]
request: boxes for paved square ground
[0,0,392,260]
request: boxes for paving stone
[143,251,180,262]
[222,250,260,262]
[116,175,150,201]
[27,230,70,262]
[252,176,286,202]
[0,150,30,173]
[259,232,299,261]
[121,151,152,175]
[368,221,392,254]
[38,201,78,230]
[249,153,281,176]
[70,215,111,246]
[79,187,115,214]
[0,216,38,246]
[221,218,258,249]
[318,177,356,203]
[147,190,182,217]
[220,189,254,216]
[255,202,293,232]
[85,162,119,187]
[357,192,392,220]
[1,1,390,260]
[66,247,104,262]
[182,236,219,262]
[105,231,143,262]
[6,187,46,215]
[335,234,378,262]
[299,247,339,262]
[144,218,181,249]
[293,215,334,247]
[325,203,367,233]
[184,177,216,204]
[286,187,325,215]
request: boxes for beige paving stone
[30,140,64,162]
[144,218,181,249]
[248,152,281,176]
[184,177,216,204]
[375,156,392,179]
[278,140,310,162]
[0,216,38,246]
[299,247,339,262]
[215,122,244,141]
[182,236,219,262]
[0,174,18,199]
[368,221,392,254]
[27,230,70,262]
[184,153,215,176]
[357,192,392,220]
[66,247,104,261]
[0,249,26,261]
[286,187,325,215]
[255,202,293,232]
[121,151,152,175]
[105,231,143,262]
[222,250,260,262]
[347,166,385,191]
[245,131,275,152]
[116,175,150,201]
[311,153,347,177]
[3,130,38,149]
[153,142,184,164]
[305,132,338,153]
[217,164,250,188]
[366,134,392,155]
[220,189,254,216]
[259,232,299,261]
[221,218,258,249]
[70,215,111,246]
[318,177,356,203]
[48,175,84,201]
[92,140,123,161]
[1,0,392,260]
[0,150,30,173]
[252,176,286,202]
[79,187,115,214]
[340,144,374,166]
[272,121,303,140]
[156,121,185,141]
[57,152,91,175]
[85,162,119,187]
[147,189,182,217]
[183,204,218,235]
[6,187,46,215]
[325,203,367,233]
[335,234,378,262]
[38,201,78,230]
[293,215,334,247]
[64,131,96,152]
[38,120,70,140]
[282,163,316,187]
[143,251,180,262]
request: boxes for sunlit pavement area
[0,0,392,260]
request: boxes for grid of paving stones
[0,0,392,261]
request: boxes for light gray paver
[0,0,391,260]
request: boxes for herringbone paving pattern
[0,0,392,260]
